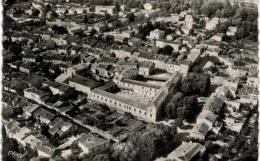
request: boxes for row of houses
[191,86,229,141]
[4,119,56,157]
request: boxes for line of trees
[163,73,210,122]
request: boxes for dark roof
[43,81,71,92]
[69,76,103,89]
[32,107,55,121]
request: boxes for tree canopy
[181,73,210,96]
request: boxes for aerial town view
[2,0,258,161]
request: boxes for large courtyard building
[89,72,182,122]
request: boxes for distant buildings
[148,29,165,40]
[205,17,220,31]
[210,34,223,42]
[87,5,116,15]
[246,76,258,91]
[137,52,189,74]
[226,26,237,36]
[155,14,179,23]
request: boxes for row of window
[119,82,158,92]
[92,93,153,118]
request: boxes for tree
[195,74,210,95]
[115,1,120,12]
[159,45,173,56]
[231,17,242,26]
[183,96,198,121]
[126,0,134,9]
[92,154,111,161]
[215,9,222,18]
[236,27,246,39]
[119,124,177,161]
[112,142,139,161]
[216,21,230,33]
[190,0,203,13]
[176,107,185,120]
[164,104,177,119]
[126,12,135,22]
[181,73,210,96]
[52,25,68,34]
[9,43,22,55]
[164,92,184,119]
[200,1,224,17]
[71,143,82,155]
[181,75,193,95]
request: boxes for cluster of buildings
[3,0,258,161]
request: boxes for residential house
[19,62,36,74]
[246,76,258,91]
[155,40,179,51]
[32,107,55,124]
[158,142,204,161]
[24,87,51,104]
[23,103,40,119]
[22,54,39,62]
[121,68,139,79]
[187,48,202,63]
[205,17,219,31]
[65,63,89,78]
[143,9,161,18]
[37,144,56,158]
[226,26,237,36]
[210,34,223,42]
[226,65,249,78]
[92,64,113,78]
[138,61,155,76]
[68,76,102,95]
[42,81,72,95]
[116,60,138,70]
[223,78,240,98]
[3,79,28,95]
[94,5,116,15]
[155,14,179,23]
[48,117,73,138]
[148,29,165,40]
[181,25,192,35]
[128,37,142,47]
[110,45,134,59]
[239,94,258,107]
[224,100,240,113]
[96,56,118,66]
[78,133,110,155]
